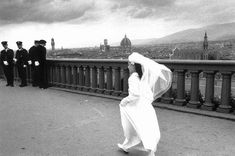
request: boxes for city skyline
[0,0,235,49]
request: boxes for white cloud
[0,0,235,48]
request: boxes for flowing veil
[128,52,172,101]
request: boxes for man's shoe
[19,84,27,87]
[6,84,10,86]
[117,144,129,154]
[10,84,14,87]
[43,86,48,89]
[32,84,38,87]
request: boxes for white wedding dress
[119,53,172,155]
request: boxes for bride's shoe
[117,143,129,153]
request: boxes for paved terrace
[0,80,235,156]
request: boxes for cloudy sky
[0,0,235,49]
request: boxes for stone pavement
[0,80,235,156]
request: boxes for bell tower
[203,32,208,59]
[203,32,208,50]
[51,38,55,51]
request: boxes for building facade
[170,32,209,60]
[100,35,132,53]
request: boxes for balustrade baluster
[91,66,98,92]
[66,65,72,88]
[104,66,113,95]
[188,70,201,108]
[112,67,121,96]
[161,86,173,104]
[97,67,104,93]
[52,65,56,86]
[120,68,129,97]
[174,70,187,106]
[84,65,91,91]
[56,65,60,87]
[201,71,216,110]
[217,72,232,113]
[72,66,78,89]
[64,65,68,88]
[78,65,84,90]
[54,65,58,86]
[59,65,64,87]
[51,65,55,86]
[62,65,67,87]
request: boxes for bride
[118,52,172,156]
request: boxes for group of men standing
[0,40,48,89]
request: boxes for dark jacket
[0,49,14,67]
[29,46,40,64]
[15,48,29,66]
[37,45,47,64]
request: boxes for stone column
[64,66,67,88]
[121,68,129,97]
[217,72,232,113]
[187,70,201,108]
[112,67,121,96]
[97,67,104,93]
[66,65,72,88]
[104,67,113,95]
[84,66,91,91]
[78,66,84,91]
[201,71,215,111]
[52,65,56,86]
[161,69,174,104]
[54,66,58,86]
[72,66,78,89]
[53,65,57,86]
[56,65,61,87]
[91,66,97,92]
[161,86,173,104]
[65,65,68,88]
[60,66,65,87]
[62,65,67,88]
[174,70,187,106]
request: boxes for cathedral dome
[120,35,131,47]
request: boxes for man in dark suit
[38,39,48,89]
[0,41,14,86]
[15,41,29,87]
[28,40,40,87]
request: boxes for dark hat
[16,41,22,45]
[39,40,47,44]
[1,41,7,45]
[34,40,40,44]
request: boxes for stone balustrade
[46,59,128,97]
[1,59,235,114]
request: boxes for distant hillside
[130,22,235,45]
